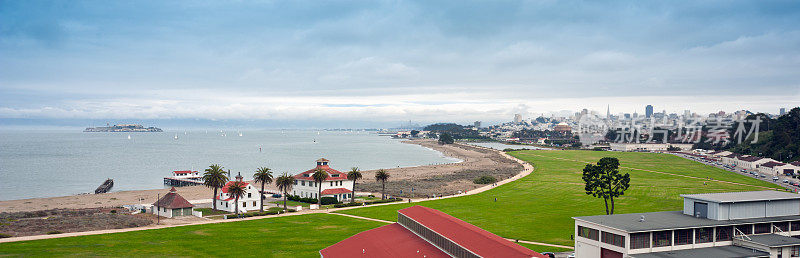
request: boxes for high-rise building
[473,121,481,128]
[645,105,654,118]
[606,105,610,119]
[683,110,691,118]
[513,114,522,123]
[780,108,786,116]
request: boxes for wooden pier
[163,177,203,187]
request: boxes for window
[248,193,251,198]
[735,224,752,235]
[294,180,297,185]
[776,222,790,232]
[792,221,800,231]
[601,231,625,247]
[253,201,256,206]
[695,227,713,243]
[630,233,650,249]
[243,202,246,207]
[793,246,799,257]
[301,181,305,186]
[754,223,771,234]
[652,231,672,247]
[578,226,599,241]
[716,226,733,241]
[674,229,692,245]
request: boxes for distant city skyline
[1,1,799,128]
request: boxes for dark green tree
[253,167,273,212]
[582,157,631,215]
[438,133,454,144]
[202,164,229,211]
[312,168,329,205]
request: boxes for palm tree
[202,164,228,211]
[347,167,362,203]
[253,167,273,212]
[375,169,390,200]
[312,168,328,205]
[226,181,247,215]
[275,173,294,212]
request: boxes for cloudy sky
[1,0,799,128]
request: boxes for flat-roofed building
[573,190,800,258]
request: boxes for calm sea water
[0,130,460,201]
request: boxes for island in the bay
[84,123,163,132]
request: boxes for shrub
[110,210,117,214]
[333,202,363,208]
[287,195,341,205]
[0,233,11,238]
[473,175,497,184]
[47,231,62,235]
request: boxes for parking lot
[671,153,799,192]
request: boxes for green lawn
[336,150,782,246]
[518,243,573,253]
[0,214,384,257]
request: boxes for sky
[1,0,800,128]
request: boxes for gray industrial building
[573,190,800,258]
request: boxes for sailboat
[239,132,243,137]
[127,135,131,140]
[174,134,179,140]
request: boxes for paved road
[671,153,798,191]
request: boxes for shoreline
[0,139,515,212]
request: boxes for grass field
[336,150,781,246]
[0,213,384,257]
[270,200,310,207]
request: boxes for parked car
[784,179,790,184]
[774,177,780,181]
[540,252,555,258]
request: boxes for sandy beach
[0,140,520,212]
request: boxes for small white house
[152,187,194,218]
[214,173,261,213]
[292,158,354,202]
[172,170,200,178]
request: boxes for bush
[226,210,280,219]
[47,231,62,235]
[287,195,341,205]
[110,210,117,214]
[0,233,11,238]
[473,175,497,184]
[333,202,363,208]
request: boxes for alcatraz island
[84,123,163,132]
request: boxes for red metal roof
[173,170,197,174]
[294,165,349,181]
[321,188,352,195]
[152,189,194,209]
[320,223,448,258]
[399,206,545,258]
[221,181,250,194]
[792,162,800,166]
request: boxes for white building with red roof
[171,170,200,178]
[321,206,544,258]
[214,172,261,213]
[292,158,353,202]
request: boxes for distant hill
[720,107,799,163]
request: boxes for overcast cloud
[1,0,799,127]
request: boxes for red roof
[738,156,764,162]
[221,181,250,194]
[792,162,800,166]
[294,165,349,181]
[320,223,449,258]
[153,188,194,209]
[173,170,197,174]
[761,161,787,168]
[399,206,544,258]
[321,188,352,195]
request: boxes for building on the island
[608,143,693,152]
[214,172,261,213]
[152,187,194,218]
[292,158,353,202]
[321,206,545,258]
[707,150,732,158]
[573,190,800,258]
